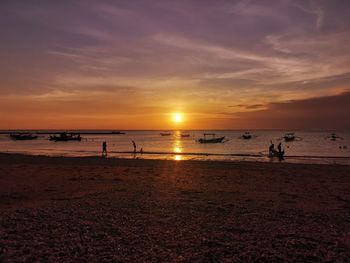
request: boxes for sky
[0,0,350,130]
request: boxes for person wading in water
[132,140,136,153]
[102,141,107,157]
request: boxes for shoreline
[0,152,350,166]
[1,151,350,166]
[1,152,350,261]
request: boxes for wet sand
[0,153,349,262]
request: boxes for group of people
[102,140,142,157]
[269,141,285,160]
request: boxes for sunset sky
[1,0,350,130]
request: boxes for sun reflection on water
[173,131,183,160]
[174,155,183,161]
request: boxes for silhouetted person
[102,141,107,157]
[277,142,282,153]
[269,141,275,153]
[132,140,136,153]
[140,148,143,154]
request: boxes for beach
[0,153,350,262]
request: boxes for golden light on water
[174,155,183,161]
[173,136,183,153]
[174,146,182,153]
[173,134,183,161]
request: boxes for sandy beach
[0,153,349,262]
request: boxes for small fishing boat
[180,133,190,138]
[160,132,172,136]
[203,133,216,136]
[283,133,295,142]
[198,133,225,144]
[10,133,38,140]
[111,131,125,135]
[242,132,252,140]
[49,132,82,142]
[325,133,343,141]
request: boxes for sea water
[0,130,349,164]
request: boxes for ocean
[1,130,349,164]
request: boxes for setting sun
[173,113,183,123]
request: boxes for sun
[173,113,183,123]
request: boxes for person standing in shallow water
[277,142,285,161]
[277,142,282,153]
[269,141,275,153]
[132,140,136,153]
[102,141,107,157]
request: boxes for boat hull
[198,136,225,144]
[10,135,38,140]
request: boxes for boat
[283,133,295,142]
[198,133,225,144]
[10,133,38,140]
[111,131,125,134]
[49,132,82,141]
[180,133,190,138]
[160,132,172,136]
[325,133,343,141]
[242,132,252,140]
[203,133,216,136]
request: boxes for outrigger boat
[242,132,252,140]
[283,132,295,142]
[160,132,172,136]
[180,133,190,138]
[49,132,82,142]
[111,131,125,135]
[198,133,225,144]
[10,132,38,140]
[325,133,343,141]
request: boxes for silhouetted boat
[283,133,295,142]
[198,134,225,144]
[111,131,125,134]
[160,132,172,136]
[10,133,38,140]
[49,133,82,142]
[325,133,343,141]
[180,133,190,138]
[242,132,252,140]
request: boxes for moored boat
[325,133,343,141]
[10,133,38,140]
[160,132,172,136]
[198,134,225,144]
[49,132,82,141]
[111,131,125,134]
[283,133,295,142]
[242,132,252,140]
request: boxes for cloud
[228,91,350,130]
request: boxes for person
[140,148,143,154]
[269,141,275,153]
[102,141,107,157]
[132,140,136,153]
[277,142,285,161]
[277,142,282,153]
